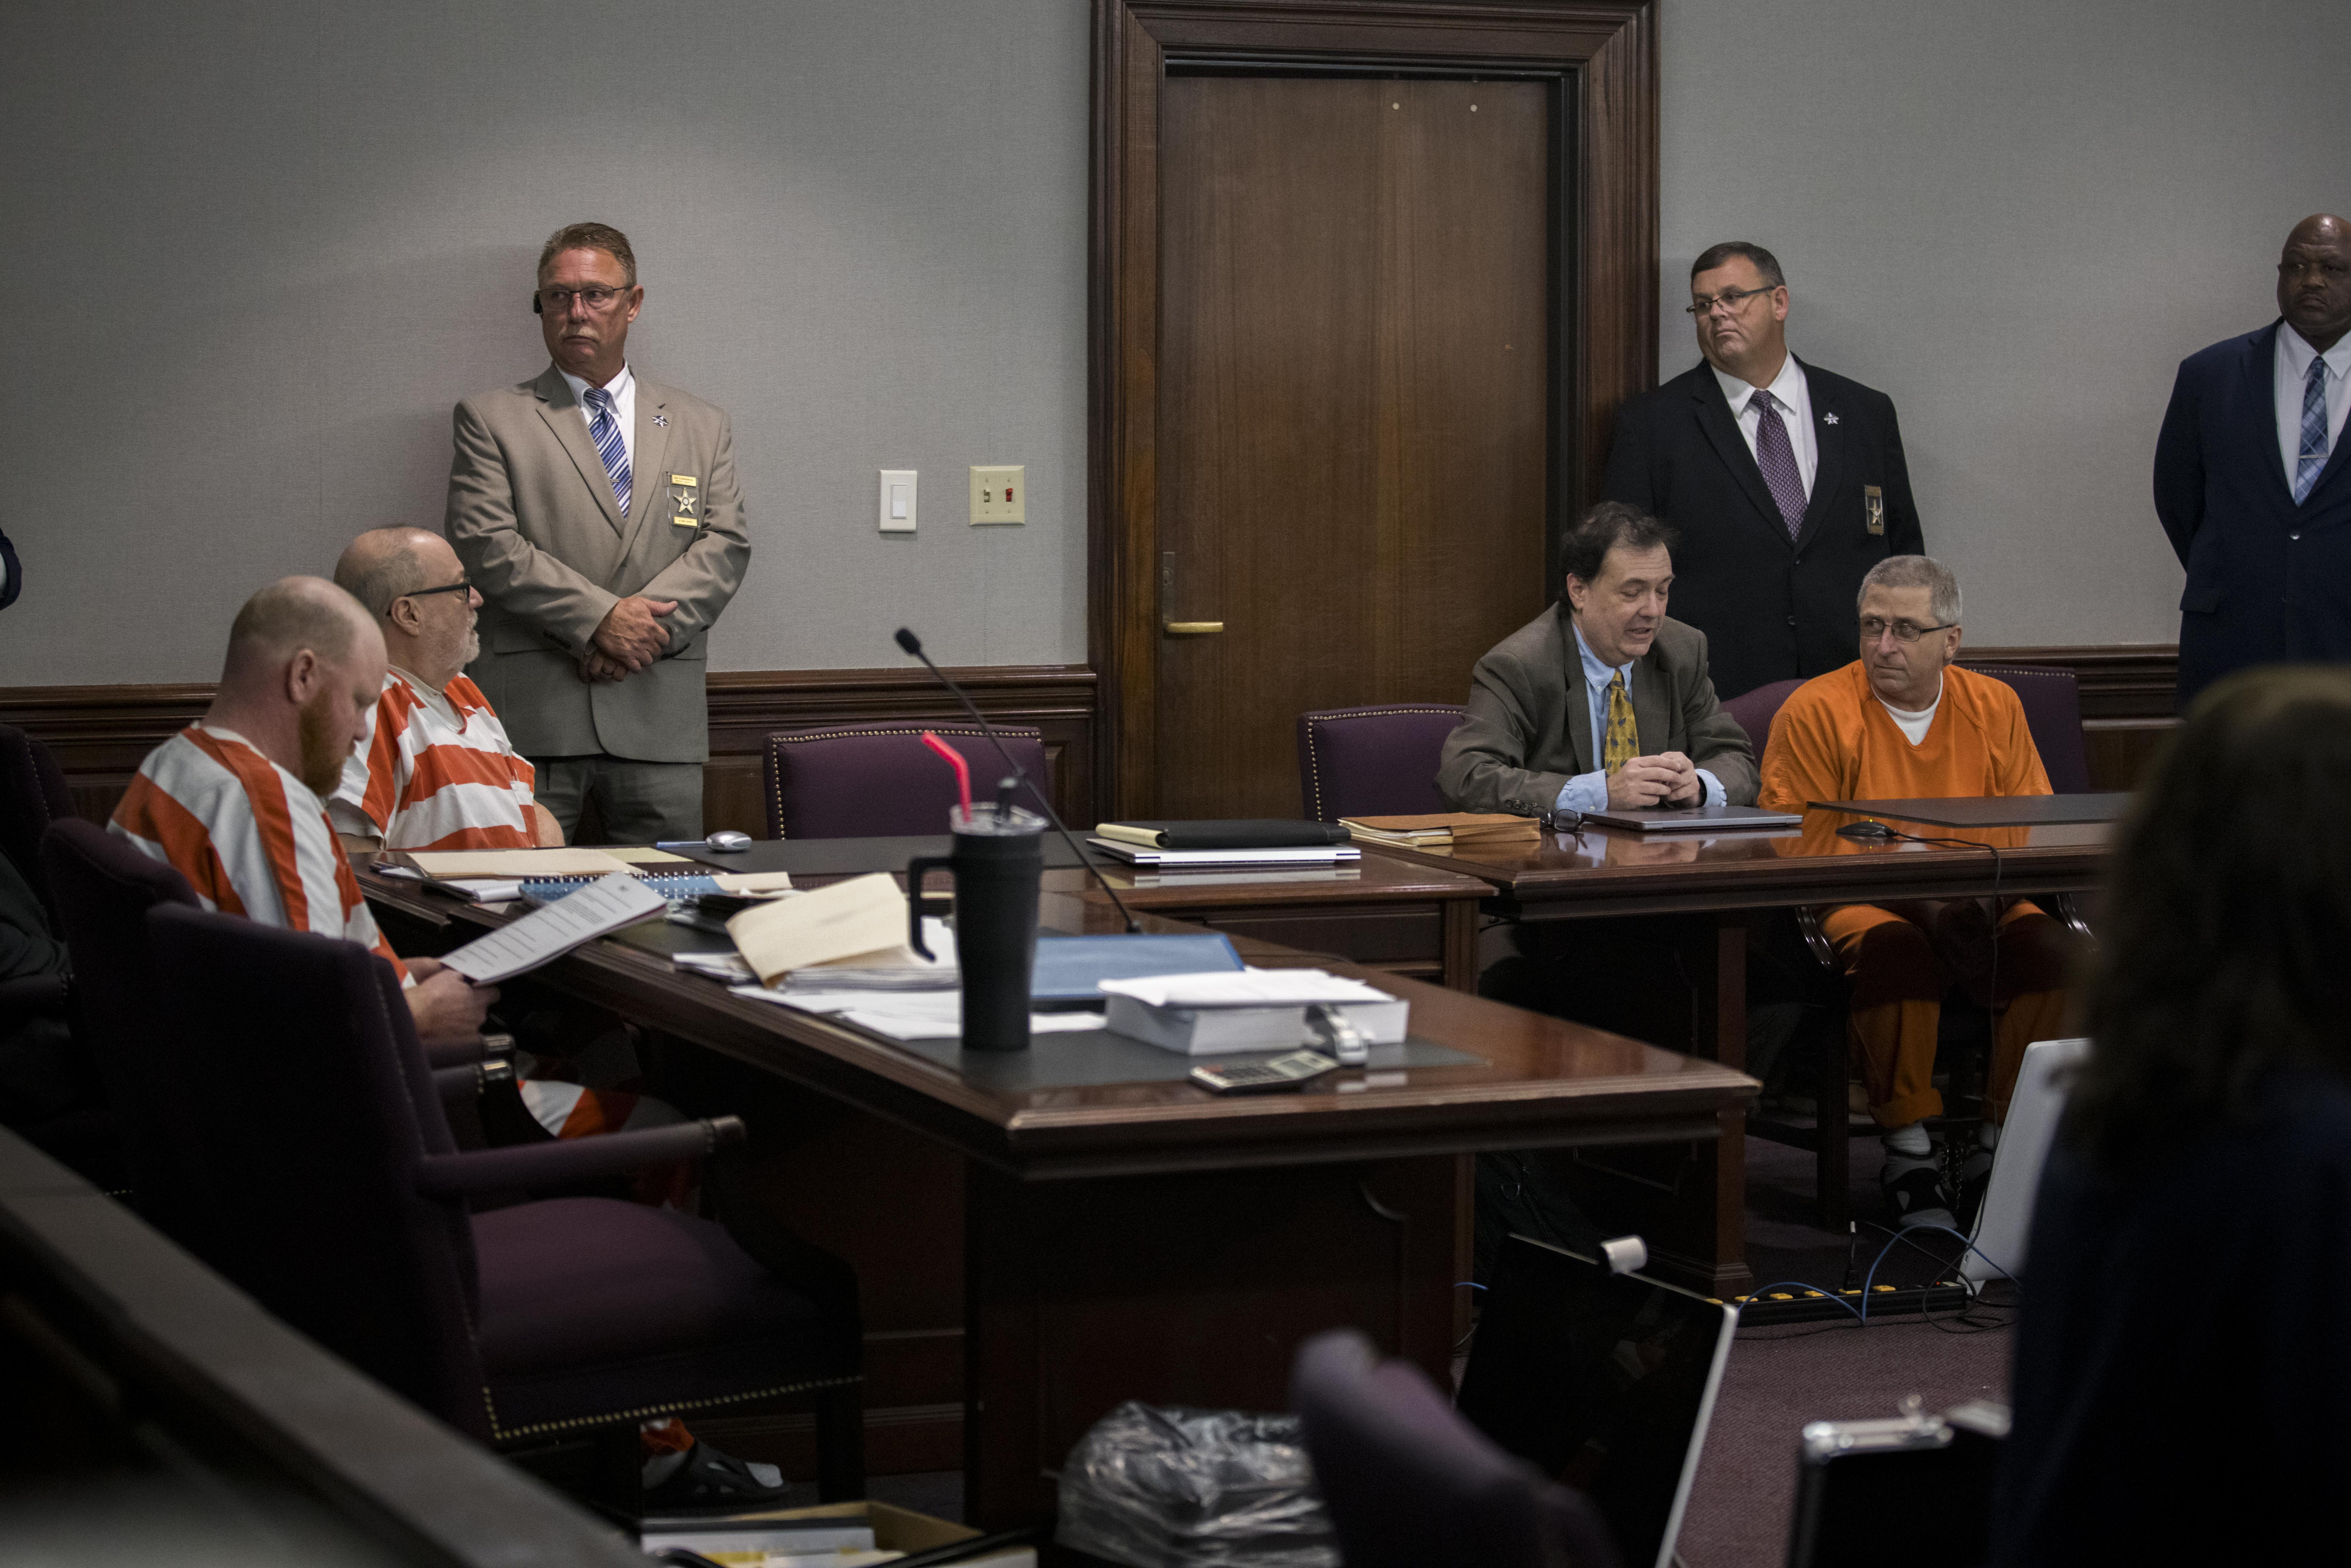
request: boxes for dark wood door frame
[1089,0,1660,818]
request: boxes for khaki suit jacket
[1437,607,1759,815]
[445,365,751,762]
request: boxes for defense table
[359,868,1754,1529]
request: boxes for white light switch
[878,469,916,533]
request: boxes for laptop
[1960,1036,2091,1289]
[1579,803,1803,833]
[1455,1234,1736,1568]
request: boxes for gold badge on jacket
[1863,484,1885,536]
[670,474,699,527]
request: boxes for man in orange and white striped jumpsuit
[328,529,676,1147]
[111,574,782,1504]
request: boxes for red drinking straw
[921,731,974,816]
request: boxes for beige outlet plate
[968,465,1025,525]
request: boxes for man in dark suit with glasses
[1602,241,1924,700]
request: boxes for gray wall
[3,0,2344,683]
[1660,0,2351,646]
[0,0,1089,685]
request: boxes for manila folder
[728,872,909,987]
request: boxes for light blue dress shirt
[1554,623,1726,816]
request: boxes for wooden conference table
[358,851,1752,1530]
[1367,811,2112,1290]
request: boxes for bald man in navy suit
[2157,214,2351,709]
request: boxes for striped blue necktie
[2295,355,2329,506]
[583,386,632,517]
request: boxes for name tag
[670,474,700,527]
[1863,484,1885,536]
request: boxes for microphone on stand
[895,627,1142,933]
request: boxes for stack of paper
[726,873,935,987]
[736,986,1110,1043]
[440,873,671,984]
[1097,968,1409,1056]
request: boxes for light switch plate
[968,465,1025,525]
[878,469,916,533]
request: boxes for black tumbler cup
[905,802,1045,1051]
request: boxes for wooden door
[1153,76,1551,819]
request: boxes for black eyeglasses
[1684,284,1778,317]
[1858,615,1953,643]
[402,577,472,602]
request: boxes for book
[1339,812,1541,848]
[1097,968,1410,1055]
[1085,837,1360,869]
[1094,819,1354,851]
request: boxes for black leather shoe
[1953,1143,1995,1234]
[641,1441,793,1510]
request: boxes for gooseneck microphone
[895,627,1142,933]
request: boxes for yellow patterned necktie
[1602,671,1637,772]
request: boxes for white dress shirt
[1714,354,1817,496]
[2274,327,2351,491]
[1553,623,1726,815]
[559,362,637,486]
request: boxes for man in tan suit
[446,222,751,842]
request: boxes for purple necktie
[1751,388,1807,539]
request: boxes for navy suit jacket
[1601,358,1923,701]
[2156,320,2351,707]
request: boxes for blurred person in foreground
[1994,665,2351,1564]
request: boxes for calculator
[1189,1050,1340,1094]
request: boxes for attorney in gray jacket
[445,222,752,842]
[1440,503,1757,817]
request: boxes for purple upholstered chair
[1720,678,1806,759]
[38,819,202,1209]
[142,901,865,1497]
[1295,705,1467,822]
[0,723,75,925]
[1292,1329,1619,1568]
[763,722,1050,839]
[1970,665,2094,794]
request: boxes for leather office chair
[35,819,204,1202]
[1295,705,1467,822]
[762,722,1050,839]
[1720,678,1805,758]
[1969,665,2094,794]
[0,723,75,926]
[142,901,865,1499]
[1291,1328,1619,1568]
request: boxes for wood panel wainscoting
[0,665,1099,836]
[0,645,2170,830]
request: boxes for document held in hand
[727,872,911,987]
[440,872,670,985]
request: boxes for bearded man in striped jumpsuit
[110,577,792,1503]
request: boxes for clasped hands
[577,595,679,684]
[1606,750,1706,809]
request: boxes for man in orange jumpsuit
[1759,555,2078,1230]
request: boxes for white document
[732,986,1110,1042]
[1097,968,1395,1009]
[441,872,669,984]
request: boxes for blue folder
[1029,932,1245,1004]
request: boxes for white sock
[1978,1120,2000,1151]
[1882,1122,1931,1158]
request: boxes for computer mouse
[706,830,753,852]
[1836,820,1896,841]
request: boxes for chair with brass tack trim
[763,721,1050,838]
